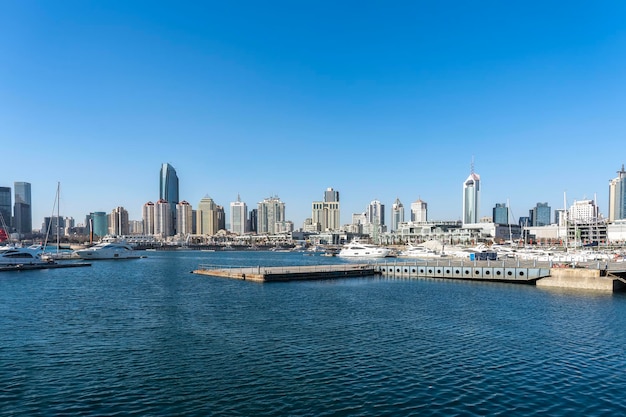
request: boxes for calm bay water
[2,250,626,416]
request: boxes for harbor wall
[536,268,619,291]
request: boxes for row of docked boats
[334,239,626,263]
[0,238,141,266]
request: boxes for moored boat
[74,241,141,260]
[338,240,391,258]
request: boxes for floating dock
[193,259,626,291]
[0,262,92,272]
[193,264,377,282]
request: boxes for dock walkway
[193,263,376,282]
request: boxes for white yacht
[338,241,391,258]
[0,245,50,265]
[74,241,141,260]
[398,244,446,259]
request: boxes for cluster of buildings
[2,163,626,246]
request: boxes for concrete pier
[193,263,377,282]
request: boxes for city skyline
[3,2,626,228]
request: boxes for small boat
[338,240,391,258]
[0,245,52,265]
[74,241,141,260]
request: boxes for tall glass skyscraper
[0,186,12,229]
[531,203,551,226]
[463,170,481,225]
[609,164,626,222]
[160,163,179,205]
[160,163,179,235]
[14,182,32,235]
[493,203,508,225]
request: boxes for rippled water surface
[2,251,626,416]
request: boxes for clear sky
[2,1,626,229]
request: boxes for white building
[230,195,247,235]
[410,199,427,223]
[176,200,193,236]
[463,171,480,226]
[257,196,285,235]
[391,198,404,232]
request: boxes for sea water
[1,251,625,416]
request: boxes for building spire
[470,156,475,175]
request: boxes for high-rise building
[410,199,427,223]
[366,199,384,226]
[609,164,626,222]
[257,196,285,234]
[248,209,258,234]
[216,205,226,231]
[531,203,551,226]
[493,203,508,225]
[230,195,247,235]
[462,168,480,225]
[0,186,12,230]
[325,187,339,203]
[569,200,598,222]
[176,201,193,236]
[90,212,108,239]
[42,216,64,237]
[311,187,341,231]
[391,198,404,231]
[154,199,173,237]
[160,163,179,234]
[109,206,129,235]
[142,202,155,235]
[197,196,219,235]
[13,182,32,236]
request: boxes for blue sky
[2,1,626,229]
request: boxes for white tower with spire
[462,160,481,225]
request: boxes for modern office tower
[196,196,219,236]
[311,187,341,231]
[493,203,508,225]
[159,163,179,233]
[216,205,226,231]
[142,202,155,235]
[609,164,626,222]
[108,207,129,236]
[230,195,247,235]
[366,199,385,226]
[154,199,173,238]
[91,212,108,239]
[555,209,566,227]
[410,199,427,223]
[176,201,193,236]
[248,209,258,234]
[257,196,285,234]
[13,182,32,235]
[391,198,404,232]
[569,200,599,222]
[531,203,551,226]
[463,168,481,225]
[42,216,64,237]
[0,186,12,229]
